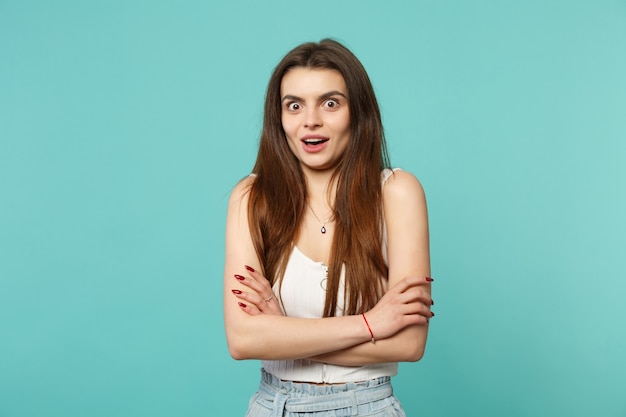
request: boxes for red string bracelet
[361,313,376,343]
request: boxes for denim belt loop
[272,391,288,417]
[349,390,358,416]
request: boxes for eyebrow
[281,90,348,103]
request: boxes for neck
[303,169,337,206]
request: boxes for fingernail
[245,265,255,272]
[425,277,434,282]
[231,289,242,294]
[238,302,247,308]
[235,274,245,281]
[431,299,435,306]
[431,312,435,317]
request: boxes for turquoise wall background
[1,1,625,416]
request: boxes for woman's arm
[309,170,432,365]
[223,177,427,361]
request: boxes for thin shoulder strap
[381,167,401,186]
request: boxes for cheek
[281,117,297,138]
[335,114,351,137]
[281,118,298,152]
[330,109,350,130]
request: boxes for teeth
[304,139,326,145]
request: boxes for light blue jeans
[244,369,406,417]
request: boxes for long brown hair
[248,39,390,317]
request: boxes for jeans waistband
[259,369,393,415]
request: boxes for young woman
[223,39,433,416]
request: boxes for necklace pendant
[321,225,327,234]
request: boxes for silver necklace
[308,205,333,234]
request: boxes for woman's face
[280,67,350,174]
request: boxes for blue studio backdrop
[1,1,625,416]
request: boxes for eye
[286,102,301,111]
[323,99,339,109]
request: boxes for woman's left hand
[232,265,284,316]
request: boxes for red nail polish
[431,299,435,306]
[235,274,245,281]
[232,289,242,294]
[238,302,247,308]
[245,265,255,272]
[431,312,435,317]
[425,277,434,282]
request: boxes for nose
[303,107,322,128]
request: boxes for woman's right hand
[363,276,433,341]
[231,265,284,316]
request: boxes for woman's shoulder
[228,174,256,208]
[381,168,423,190]
[381,168,426,209]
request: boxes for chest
[275,246,345,318]
[294,211,334,264]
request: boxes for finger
[244,265,273,290]
[384,294,433,318]
[231,288,260,306]
[237,301,261,316]
[260,295,283,315]
[411,304,434,320]
[406,313,431,326]
[386,276,430,296]
[238,296,283,317]
[407,275,434,284]
[232,288,282,316]
[397,303,433,324]
[394,276,434,292]
[233,289,268,312]
[235,265,271,289]
[234,273,267,296]
[245,264,268,281]
[394,302,432,320]
[399,287,433,306]
[253,290,281,314]
[384,287,431,308]
[236,268,277,310]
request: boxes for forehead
[280,67,347,97]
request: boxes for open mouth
[303,138,329,146]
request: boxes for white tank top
[261,168,399,383]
